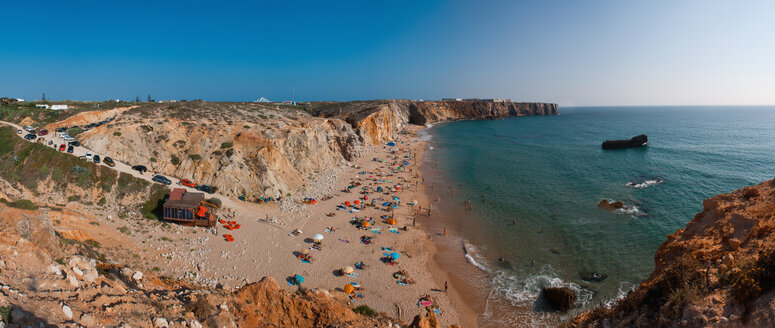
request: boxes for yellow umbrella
[386,218,397,225]
[342,266,354,274]
[344,284,355,294]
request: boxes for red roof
[170,188,186,201]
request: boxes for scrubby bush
[352,305,375,316]
[171,155,180,165]
[113,131,121,136]
[207,197,222,207]
[189,154,201,160]
[220,142,233,149]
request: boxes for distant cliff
[70,100,556,199]
[568,179,775,328]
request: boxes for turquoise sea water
[422,106,775,327]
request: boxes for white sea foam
[602,282,637,309]
[490,266,594,306]
[625,179,664,189]
[462,240,489,272]
[615,204,642,216]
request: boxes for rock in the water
[602,134,648,150]
[542,287,577,311]
[580,271,608,282]
[598,199,625,211]
[62,305,73,320]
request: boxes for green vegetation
[67,127,83,137]
[140,124,153,132]
[152,266,161,272]
[225,148,234,157]
[141,184,169,220]
[113,131,122,136]
[352,305,375,316]
[116,172,150,198]
[171,155,180,165]
[206,197,222,207]
[0,306,11,323]
[90,221,100,226]
[212,150,222,156]
[68,195,81,202]
[188,154,201,160]
[0,198,39,210]
[117,227,131,235]
[220,142,233,149]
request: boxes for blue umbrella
[295,274,304,283]
[391,252,400,259]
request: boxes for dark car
[93,155,101,163]
[68,141,80,147]
[38,129,48,136]
[195,184,218,194]
[152,175,172,185]
[58,144,66,151]
[55,127,67,133]
[103,157,115,167]
[131,165,148,174]
[24,133,36,140]
[67,145,74,153]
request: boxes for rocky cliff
[71,100,556,199]
[568,179,775,328]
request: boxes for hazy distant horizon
[2,0,773,106]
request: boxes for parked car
[24,126,34,132]
[62,135,75,141]
[67,145,74,153]
[93,155,101,163]
[55,127,67,133]
[103,157,115,167]
[38,129,48,136]
[195,184,218,194]
[17,129,22,134]
[68,141,80,147]
[179,179,196,188]
[24,133,37,140]
[85,152,93,161]
[131,165,147,174]
[152,175,172,185]
[58,144,66,152]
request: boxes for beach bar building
[163,188,216,227]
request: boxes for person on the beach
[444,281,448,292]
[443,228,447,236]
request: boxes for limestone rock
[132,271,144,281]
[154,317,169,328]
[62,305,73,320]
[80,313,96,327]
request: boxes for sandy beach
[90,125,477,327]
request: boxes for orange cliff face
[75,100,556,200]
[567,179,775,328]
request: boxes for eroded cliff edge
[567,179,775,328]
[70,100,556,199]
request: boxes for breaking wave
[626,178,664,189]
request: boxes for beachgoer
[512,220,516,225]
[443,228,447,236]
[531,259,535,265]
[444,281,448,292]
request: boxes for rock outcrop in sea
[602,134,648,150]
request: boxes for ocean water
[422,106,775,327]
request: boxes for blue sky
[1,0,773,105]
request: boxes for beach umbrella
[345,201,352,206]
[342,266,354,274]
[295,274,304,283]
[344,284,355,294]
[391,252,400,259]
[354,200,361,205]
[387,218,397,225]
[313,234,324,241]
[363,221,371,227]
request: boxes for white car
[62,135,75,141]
[85,152,93,161]
[17,129,22,134]
[24,126,35,132]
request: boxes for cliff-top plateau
[60,100,556,200]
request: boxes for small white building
[51,104,68,110]
[36,104,50,109]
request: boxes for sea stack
[602,134,648,150]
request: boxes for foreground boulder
[542,287,576,311]
[602,134,648,150]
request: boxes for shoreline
[104,124,473,327]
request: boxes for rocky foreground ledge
[567,179,775,328]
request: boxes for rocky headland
[568,179,775,327]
